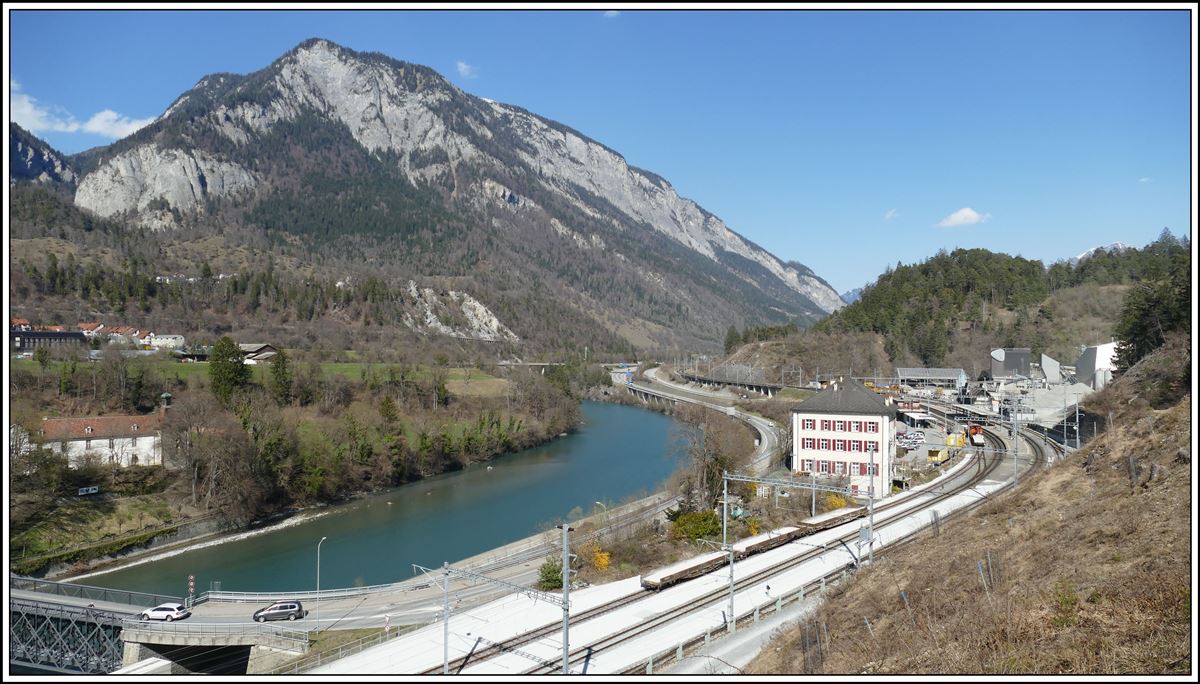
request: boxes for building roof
[106,325,142,336]
[896,368,967,380]
[12,318,30,326]
[239,343,277,353]
[78,322,104,331]
[38,414,163,442]
[792,378,897,418]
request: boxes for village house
[147,333,186,350]
[77,322,105,338]
[239,343,279,364]
[26,411,166,468]
[11,317,32,331]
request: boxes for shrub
[537,556,562,591]
[671,510,721,541]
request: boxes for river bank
[48,401,688,596]
[41,423,590,585]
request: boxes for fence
[632,562,853,675]
[270,626,406,674]
[10,575,181,610]
[193,495,679,607]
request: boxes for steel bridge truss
[10,599,126,674]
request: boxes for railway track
[441,421,1024,675]
[412,399,1065,676]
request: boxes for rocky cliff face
[9,123,78,189]
[75,145,256,224]
[59,38,843,350]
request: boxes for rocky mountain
[19,38,844,351]
[9,123,78,189]
[840,287,863,305]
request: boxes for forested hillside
[716,233,1189,381]
[813,233,1189,369]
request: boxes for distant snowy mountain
[841,287,864,305]
[1070,242,1133,266]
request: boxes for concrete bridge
[676,370,786,398]
[625,383,681,407]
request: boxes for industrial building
[895,367,968,390]
[1075,342,1117,390]
[990,347,1031,379]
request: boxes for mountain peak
[63,39,845,349]
[1071,242,1133,266]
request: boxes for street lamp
[316,536,327,635]
[594,501,608,530]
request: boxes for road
[636,366,784,474]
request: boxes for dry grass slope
[747,396,1191,674]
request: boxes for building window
[109,438,115,449]
[803,419,815,430]
[802,459,813,472]
[132,424,139,431]
[131,437,138,445]
[820,419,831,431]
[819,439,830,450]
[834,440,845,451]
[836,461,846,475]
[84,439,91,449]
[803,438,815,449]
[835,420,845,432]
[851,421,861,432]
[85,426,93,434]
[867,422,879,433]
[867,464,878,476]
[819,460,830,474]
[851,440,863,452]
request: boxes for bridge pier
[120,642,187,673]
[246,644,301,674]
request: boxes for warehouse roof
[896,368,967,380]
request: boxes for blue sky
[7,8,1194,294]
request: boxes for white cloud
[11,79,153,140]
[604,10,621,17]
[1138,177,1152,184]
[883,208,899,221]
[82,109,156,138]
[456,61,478,79]
[937,207,992,228]
[11,80,80,133]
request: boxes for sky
[6,6,1195,295]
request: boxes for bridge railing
[193,580,408,605]
[10,575,181,609]
[120,618,309,649]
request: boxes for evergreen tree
[724,324,742,354]
[209,335,251,405]
[269,349,294,406]
[1114,256,1191,370]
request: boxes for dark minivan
[253,601,307,622]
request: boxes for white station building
[790,378,897,497]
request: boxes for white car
[140,602,191,622]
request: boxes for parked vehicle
[252,600,307,622]
[140,603,191,622]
